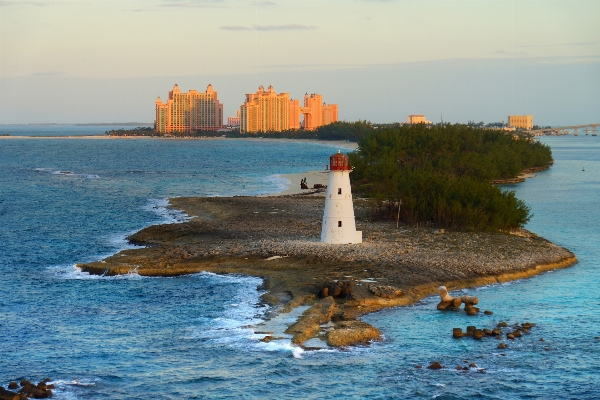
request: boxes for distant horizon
[1,1,598,126]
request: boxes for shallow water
[1,128,598,399]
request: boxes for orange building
[155,84,223,133]
[508,115,533,130]
[408,114,427,124]
[227,110,241,128]
[240,86,338,133]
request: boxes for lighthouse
[321,151,362,244]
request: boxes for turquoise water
[1,129,598,399]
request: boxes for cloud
[516,41,599,48]
[221,24,315,31]
[31,71,65,76]
[159,0,225,8]
[0,1,51,5]
[252,0,277,5]
[495,50,527,56]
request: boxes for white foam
[34,167,99,179]
[143,198,192,224]
[261,174,291,195]
[48,264,145,280]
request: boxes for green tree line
[349,124,553,231]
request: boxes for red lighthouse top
[329,150,351,171]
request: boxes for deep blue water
[1,129,599,399]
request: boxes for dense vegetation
[106,121,374,142]
[349,124,553,231]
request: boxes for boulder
[473,329,484,340]
[484,310,493,315]
[326,320,381,347]
[368,284,403,299]
[452,328,464,338]
[437,286,462,310]
[0,387,21,400]
[427,361,443,370]
[7,383,18,390]
[497,321,508,327]
[286,297,340,344]
[498,342,507,349]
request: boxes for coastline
[78,194,577,348]
[0,135,359,150]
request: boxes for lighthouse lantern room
[321,151,363,244]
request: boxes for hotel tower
[240,85,338,133]
[155,84,224,133]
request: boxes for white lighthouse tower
[321,151,362,244]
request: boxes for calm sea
[0,127,598,399]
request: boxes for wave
[261,174,291,195]
[143,198,192,224]
[48,263,146,280]
[34,167,99,179]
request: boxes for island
[79,195,576,348]
[80,124,576,348]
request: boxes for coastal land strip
[79,190,577,349]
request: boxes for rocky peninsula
[79,195,576,348]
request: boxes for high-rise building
[508,115,533,130]
[227,110,240,128]
[407,115,427,124]
[155,84,223,133]
[301,93,339,131]
[240,85,338,134]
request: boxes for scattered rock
[484,310,493,315]
[498,342,507,349]
[539,338,545,342]
[368,284,403,298]
[326,320,382,347]
[497,321,508,328]
[469,363,478,368]
[452,328,464,338]
[473,329,484,340]
[455,365,463,371]
[415,365,422,369]
[507,333,515,340]
[427,361,443,370]
[7,383,18,390]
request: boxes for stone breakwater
[79,196,577,348]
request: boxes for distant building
[508,115,533,130]
[408,115,431,124]
[155,84,223,133]
[227,110,240,128]
[302,93,339,131]
[240,85,338,134]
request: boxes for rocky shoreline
[79,196,577,348]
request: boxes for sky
[1,0,599,125]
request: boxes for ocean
[0,126,598,399]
